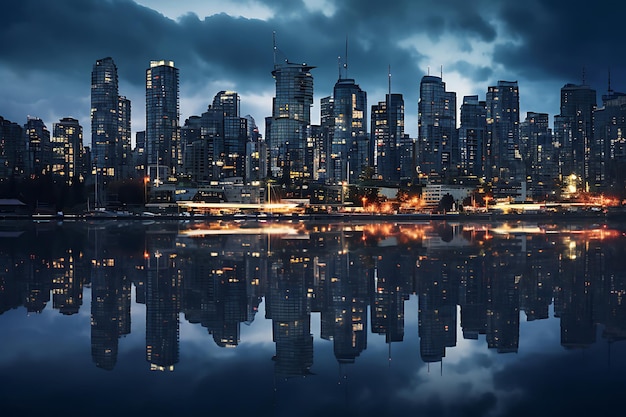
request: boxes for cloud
[1,0,625,142]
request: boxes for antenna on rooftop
[582,66,586,85]
[440,65,443,79]
[338,55,342,79]
[272,31,277,67]
[608,67,613,95]
[344,35,349,79]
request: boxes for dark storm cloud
[494,0,626,91]
[1,0,624,136]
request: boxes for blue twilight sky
[0,0,623,144]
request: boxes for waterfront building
[520,112,555,200]
[556,83,596,191]
[51,117,84,186]
[117,96,132,178]
[91,57,130,183]
[458,95,487,177]
[371,93,404,183]
[417,75,457,179]
[24,116,50,178]
[146,60,180,183]
[267,60,314,182]
[485,81,521,185]
[593,89,626,191]
[213,91,248,179]
[244,115,267,182]
[0,115,26,178]
[328,77,367,184]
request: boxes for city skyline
[1,0,625,144]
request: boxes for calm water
[1,219,626,417]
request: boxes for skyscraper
[595,89,626,191]
[485,81,521,183]
[520,112,553,199]
[557,83,597,191]
[0,116,25,178]
[91,57,129,184]
[371,93,404,183]
[417,75,457,179]
[212,91,247,178]
[51,117,84,186]
[458,95,486,177]
[267,60,314,182]
[328,78,367,184]
[146,60,180,183]
[24,116,50,178]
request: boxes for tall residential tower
[146,60,180,183]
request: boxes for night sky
[1,0,623,143]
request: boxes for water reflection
[1,220,626,415]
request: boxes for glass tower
[146,60,180,182]
[267,61,314,182]
[371,94,404,183]
[329,78,367,184]
[485,81,521,183]
[557,83,596,191]
[417,75,457,179]
[91,57,120,181]
[459,95,487,177]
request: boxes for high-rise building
[267,60,314,182]
[520,112,553,199]
[458,95,487,177]
[146,60,180,183]
[595,90,626,191]
[117,96,132,179]
[328,78,367,184]
[371,94,404,183]
[486,81,521,184]
[91,57,130,184]
[0,116,26,178]
[213,91,247,178]
[245,115,267,182]
[24,116,50,178]
[51,117,84,186]
[417,75,457,179]
[556,83,596,191]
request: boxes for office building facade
[146,60,180,183]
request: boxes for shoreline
[1,209,622,224]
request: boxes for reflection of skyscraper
[371,251,410,347]
[556,239,596,348]
[146,60,180,181]
[417,256,457,363]
[317,246,369,364]
[91,269,131,371]
[51,251,83,315]
[146,251,180,371]
[266,253,313,377]
[486,239,521,353]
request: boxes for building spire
[272,31,276,67]
[344,35,349,79]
